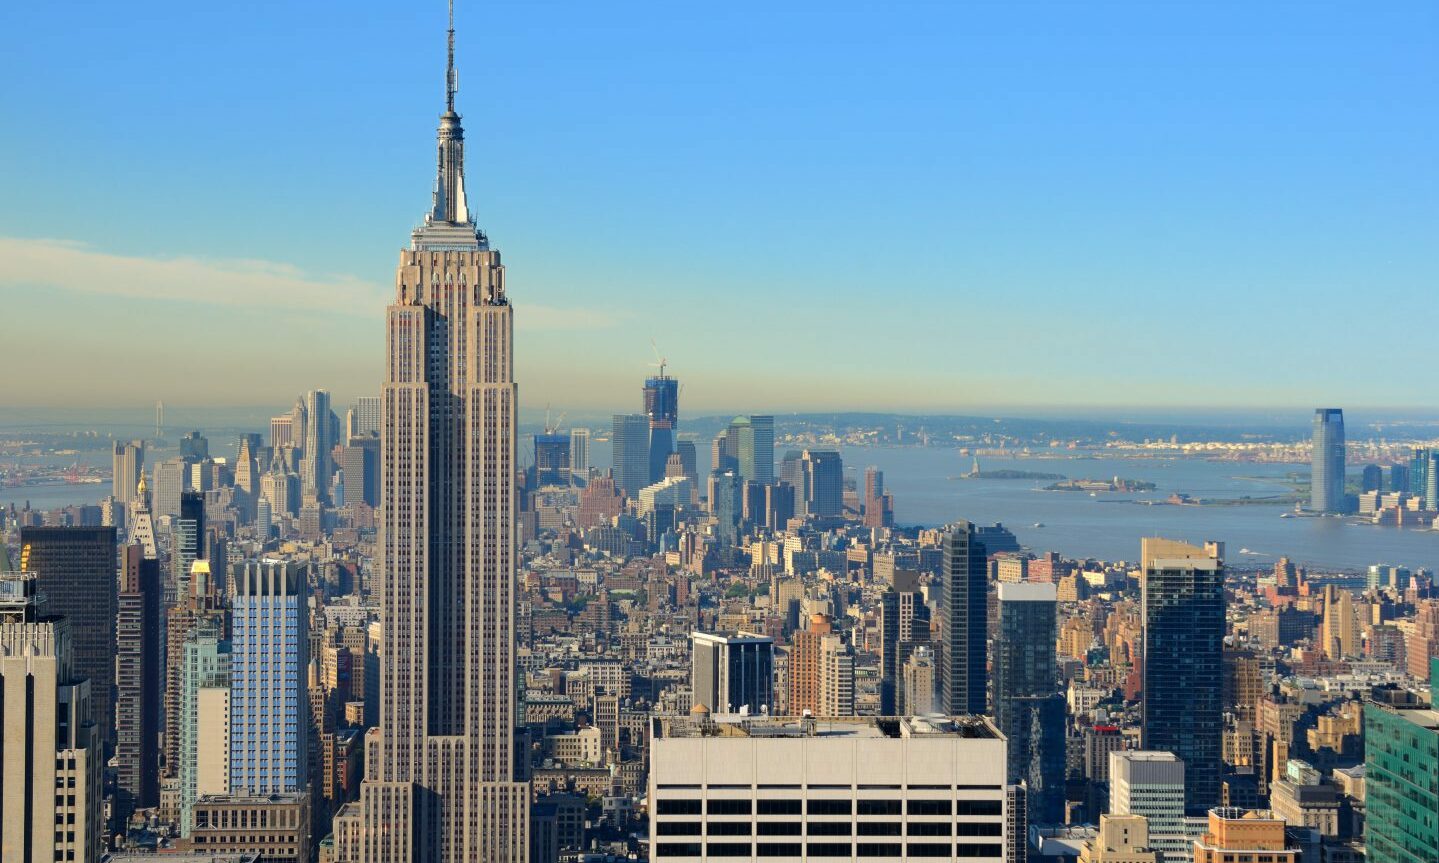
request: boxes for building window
[956,842,1005,857]
[654,842,702,857]
[857,842,903,857]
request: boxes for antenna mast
[446,0,457,113]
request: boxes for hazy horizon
[3,1,1435,411]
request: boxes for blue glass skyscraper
[230,560,309,796]
[994,582,1065,825]
[1310,408,1347,513]
[611,413,651,499]
[644,374,679,483]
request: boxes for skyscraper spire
[428,0,472,229]
[447,0,457,114]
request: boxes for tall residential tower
[336,4,528,859]
[1310,408,1346,513]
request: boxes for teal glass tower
[1365,661,1439,863]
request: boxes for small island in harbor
[1045,476,1157,493]
[952,469,1067,481]
[952,455,1064,481]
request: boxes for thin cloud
[0,237,621,330]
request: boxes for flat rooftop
[654,714,999,740]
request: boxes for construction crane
[543,404,567,436]
[649,338,669,379]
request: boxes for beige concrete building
[185,793,311,863]
[196,686,231,797]
[332,8,528,861]
[0,572,103,863]
[1079,814,1160,863]
[1320,585,1359,660]
[902,646,936,716]
[1191,808,1298,863]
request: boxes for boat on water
[1033,522,1045,528]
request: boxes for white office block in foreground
[650,713,1013,862]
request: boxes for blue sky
[1,0,1434,415]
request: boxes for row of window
[657,821,1003,838]
[657,799,1004,817]
[653,842,1003,858]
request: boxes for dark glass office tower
[994,582,1065,824]
[644,374,678,483]
[710,470,743,547]
[115,542,163,822]
[1142,555,1225,812]
[611,413,651,498]
[691,631,775,715]
[939,521,988,715]
[800,449,844,518]
[533,432,571,487]
[19,525,119,749]
[879,572,929,716]
[1310,408,1346,513]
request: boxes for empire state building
[334,4,528,860]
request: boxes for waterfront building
[1310,408,1346,513]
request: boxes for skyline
[3,4,1438,862]
[3,0,1436,411]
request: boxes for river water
[7,442,1434,573]
[839,446,1437,573]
